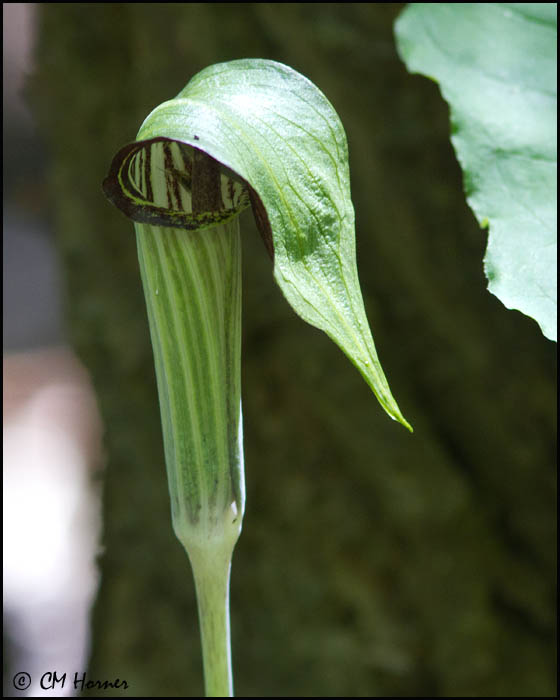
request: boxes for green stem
[189,543,236,696]
[135,215,245,696]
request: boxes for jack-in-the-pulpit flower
[103,58,411,698]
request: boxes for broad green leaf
[107,59,412,430]
[395,3,557,341]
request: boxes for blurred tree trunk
[31,4,556,697]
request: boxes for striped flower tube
[104,138,250,697]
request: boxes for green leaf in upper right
[395,3,557,341]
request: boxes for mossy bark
[31,4,556,697]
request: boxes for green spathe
[135,58,412,430]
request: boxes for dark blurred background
[4,3,556,697]
[4,4,102,698]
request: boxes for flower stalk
[131,144,245,696]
